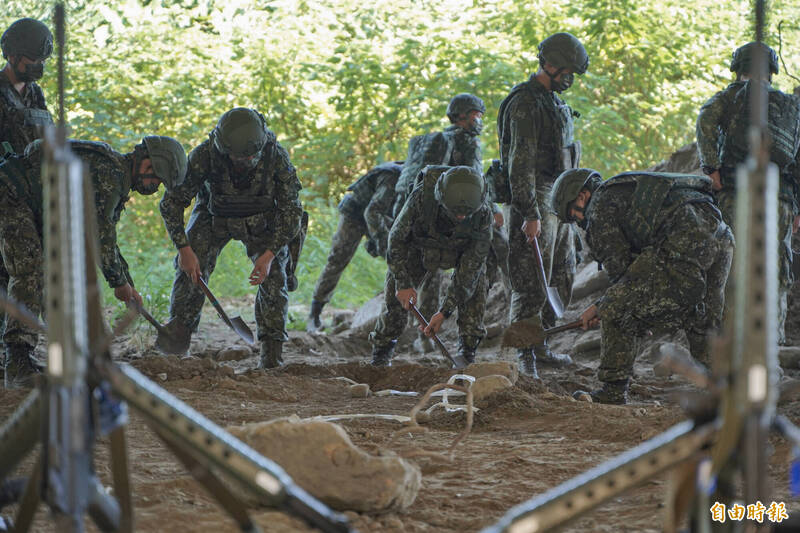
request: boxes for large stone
[571,329,601,355]
[215,347,253,362]
[229,416,421,512]
[571,262,611,301]
[471,375,514,406]
[779,346,800,369]
[349,294,384,337]
[464,361,518,385]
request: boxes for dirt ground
[2,273,800,533]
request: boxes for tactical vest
[205,140,279,218]
[722,80,800,171]
[494,78,580,203]
[596,172,715,251]
[0,77,53,153]
[338,161,403,221]
[411,165,491,271]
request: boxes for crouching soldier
[0,135,187,387]
[550,169,734,404]
[369,166,492,366]
[307,161,403,331]
[160,108,303,369]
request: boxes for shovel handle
[543,319,585,337]
[408,304,455,366]
[130,301,167,334]
[197,278,233,327]
[531,237,548,286]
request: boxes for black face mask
[467,117,483,136]
[132,173,161,195]
[13,59,44,82]
[547,69,574,93]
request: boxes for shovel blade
[546,288,565,319]
[229,316,255,345]
[501,318,546,349]
[155,319,192,355]
[450,354,469,370]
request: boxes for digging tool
[501,318,585,349]
[409,302,468,369]
[130,301,191,355]
[198,278,255,345]
[532,236,564,319]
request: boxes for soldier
[307,161,403,331]
[369,166,493,366]
[0,18,54,358]
[0,136,187,388]
[550,169,734,404]
[696,41,800,344]
[498,32,588,377]
[160,108,303,369]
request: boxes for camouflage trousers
[0,184,43,349]
[370,254,487,349]
[716,188,794,344]
[169,205,290,342]
[0,257,8,341]
[486,224,510,291]
[596,202,734,382]
[312,214,367,304]
[508,193,576,329]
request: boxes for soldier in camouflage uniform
[550,169,734,404]
[160,108,303,369]
[499,32,588,377]
[391,94,490,351]
[0,136,187,388]
[696,42,800,344]
[0,18,54,358]
[307,161,403,331]
[370,166,493,366]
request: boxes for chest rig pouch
[207,142,277,218]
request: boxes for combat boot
[371,340,397,367]
[4,343,41,389]
[306,300,324,332]
[517,348,539,379]
[573,379,630,405]
[258,339,284,369]
[457,336,481,365]
[534,342,573,367]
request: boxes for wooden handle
[543,319,585,336]
[197,278,233,327]
[409,304,453,363]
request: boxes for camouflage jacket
[584,175,721,306]
[498,75,575,221]
[0,70,53,153]
[697,81,800,202]
[388,186,492,316]
[338,161,402,242]
[160,137,302,256]
[16,140,135,288]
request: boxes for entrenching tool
[501,318,585,349]
[532,236,564,319]
[130,301,191,355]
[198,277,254,345]
[409,302,468,369]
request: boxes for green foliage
[3,0,800,315]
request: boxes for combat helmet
[1,18,53,60]
[435,166,487,218]
[538,32,589,75]
[211,108,270,169]
[142,136,188,191]
[550,168,602,222]
[446,93,486,123]
[730,41,779,76]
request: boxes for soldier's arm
[507,98,542,220]
[696,88,732,170]
[584,193,633,284]
[159,145,207,249]
[386,190,420,289]
[364,171,396,244]
[263,143,303,254]
[94,178,132,289]
[440,210,493,317]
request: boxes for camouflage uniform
[160,135,302,344]
[0,68,53,344]
[311,162,402,305]
[697,80,800,343]
[500,76,579,328]
[585,174,734,382]
[370,174,493,354]
[0,140,139,349]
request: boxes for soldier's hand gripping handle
[178,245,202,284]
[521,218,541,243]
[114,283,143,305]
[249,249,275,286]
[395,287,417,311]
